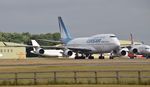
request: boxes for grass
[0,71,150,85]
[0,58,149,85]
[2,85,150,87]
[0,64,149,72]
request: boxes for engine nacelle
[131,48,138,54]
[64,49,73,56]
[36,48,45,54]
[119,48,129,56]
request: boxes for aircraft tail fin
[58,16,72,44]
[31,40,40,51]
[130,33,134,45]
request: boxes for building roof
[0,42,25,46]
[120,40,142,46]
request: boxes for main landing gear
[88,55,94,59]
[74,53,94,59]
[99,54,104,59]
[109,53,114,59]
[74,52,85,59]
[99,53,114,59]
[74,53,114,59]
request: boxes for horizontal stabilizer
[37,39,62,43]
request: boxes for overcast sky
[0,0,150,44]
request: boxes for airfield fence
[0,70,150,85]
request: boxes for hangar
[119,40,141,47]
[0,42,26,59]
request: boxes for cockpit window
[110,36,116,38]
[145,48,150,49]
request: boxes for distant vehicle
[127,34,150,59]
[30,40,63,57]
[47,16,126,59]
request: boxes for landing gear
[75,52,79,59]
[99,54,104,59]
[74,52,86,59]
[80,55,86,59]
[109,52,114,59]
[86,53,94,59]
[99,56,104,59]
[88,55,94,59]
[75,56,79,59]
[74,52,94,59]
[145,55,150,59]
[75,55,85,59]
[109,56,114,59]
[146,57,150,59]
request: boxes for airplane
[27,40,75,58]
[127,34,150,59]
[2,16,128,59]
[51,16,127,59]
[30,40,63,57]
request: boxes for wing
[3,42,64,49]
[67,46,94,53]
[3,41,94,53]
[37,39,62,43]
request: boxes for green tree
[0,32,60,46]
[52,32,60,40]
[22,32,31,44]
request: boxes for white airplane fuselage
[41,49,63,57]
[66,34,120,54]
[131,45,150,55]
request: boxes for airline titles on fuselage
[87,38,109,44]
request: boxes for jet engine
[64,49,73,56]
[36,48,45,54]
[131,48,138,54]
[119,48,129,56]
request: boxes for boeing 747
[52,16,127,59]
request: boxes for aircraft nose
[113,38,121,47]
[145,46,150,54]
[147,49,150,54]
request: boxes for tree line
[0,32,60,46]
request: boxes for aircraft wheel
[88,56,94,59]
[102,56,105,59]
[109,56,114,59]
[99,56,102,59]
[146,56,150,59]
[146,57,149,59]
[85,53,90,57]
[75,56,79,59]
[81,56,86,59]
[75,56,85,59]
[99,56,104,59]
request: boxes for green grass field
[0,58,149,72]
[3,85,150,87]
[0,58,149,85]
